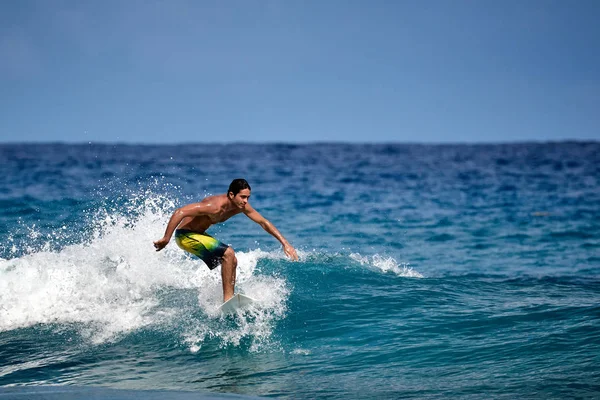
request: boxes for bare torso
[177,194,244,233]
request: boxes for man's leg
[221,247,237,302]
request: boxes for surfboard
[218,293,256,314]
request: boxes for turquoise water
[1,143,599,398]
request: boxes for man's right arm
[153,202,213,251]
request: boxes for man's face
[230,188,251,209]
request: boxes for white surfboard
[218,293,256,314]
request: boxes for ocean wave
[349,253,423,278]
[0,193,291,351]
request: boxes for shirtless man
[153,179,298,302]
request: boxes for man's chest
[207,210,239,224]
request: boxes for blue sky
[1,0,598,143]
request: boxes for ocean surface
[0,142,599,399]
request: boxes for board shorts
[174,229,229,270]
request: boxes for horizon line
[0,139,598,147]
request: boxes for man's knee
[223,247,237,266]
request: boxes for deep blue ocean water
[0,142,599,399]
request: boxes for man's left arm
[244,205,299,261]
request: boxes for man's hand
[153,237,169,252]
[283,244,299,261]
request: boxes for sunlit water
[1,143,599,399]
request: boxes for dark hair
[228,178,251,195]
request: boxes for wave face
[1,142,599,399]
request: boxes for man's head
[228,179,251,196]
[228,178,251,209]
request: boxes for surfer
[153,178,298,302]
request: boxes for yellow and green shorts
[174,229,229,270]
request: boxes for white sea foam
[184,273,289,353]
[290,348,311,355]
[349,253,423,278]
[0,192,290,348]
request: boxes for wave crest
[350,253,423,278]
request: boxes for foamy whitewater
[1,193,292,350]
[1,143,599,399]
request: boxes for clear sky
[1,0,598,144]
